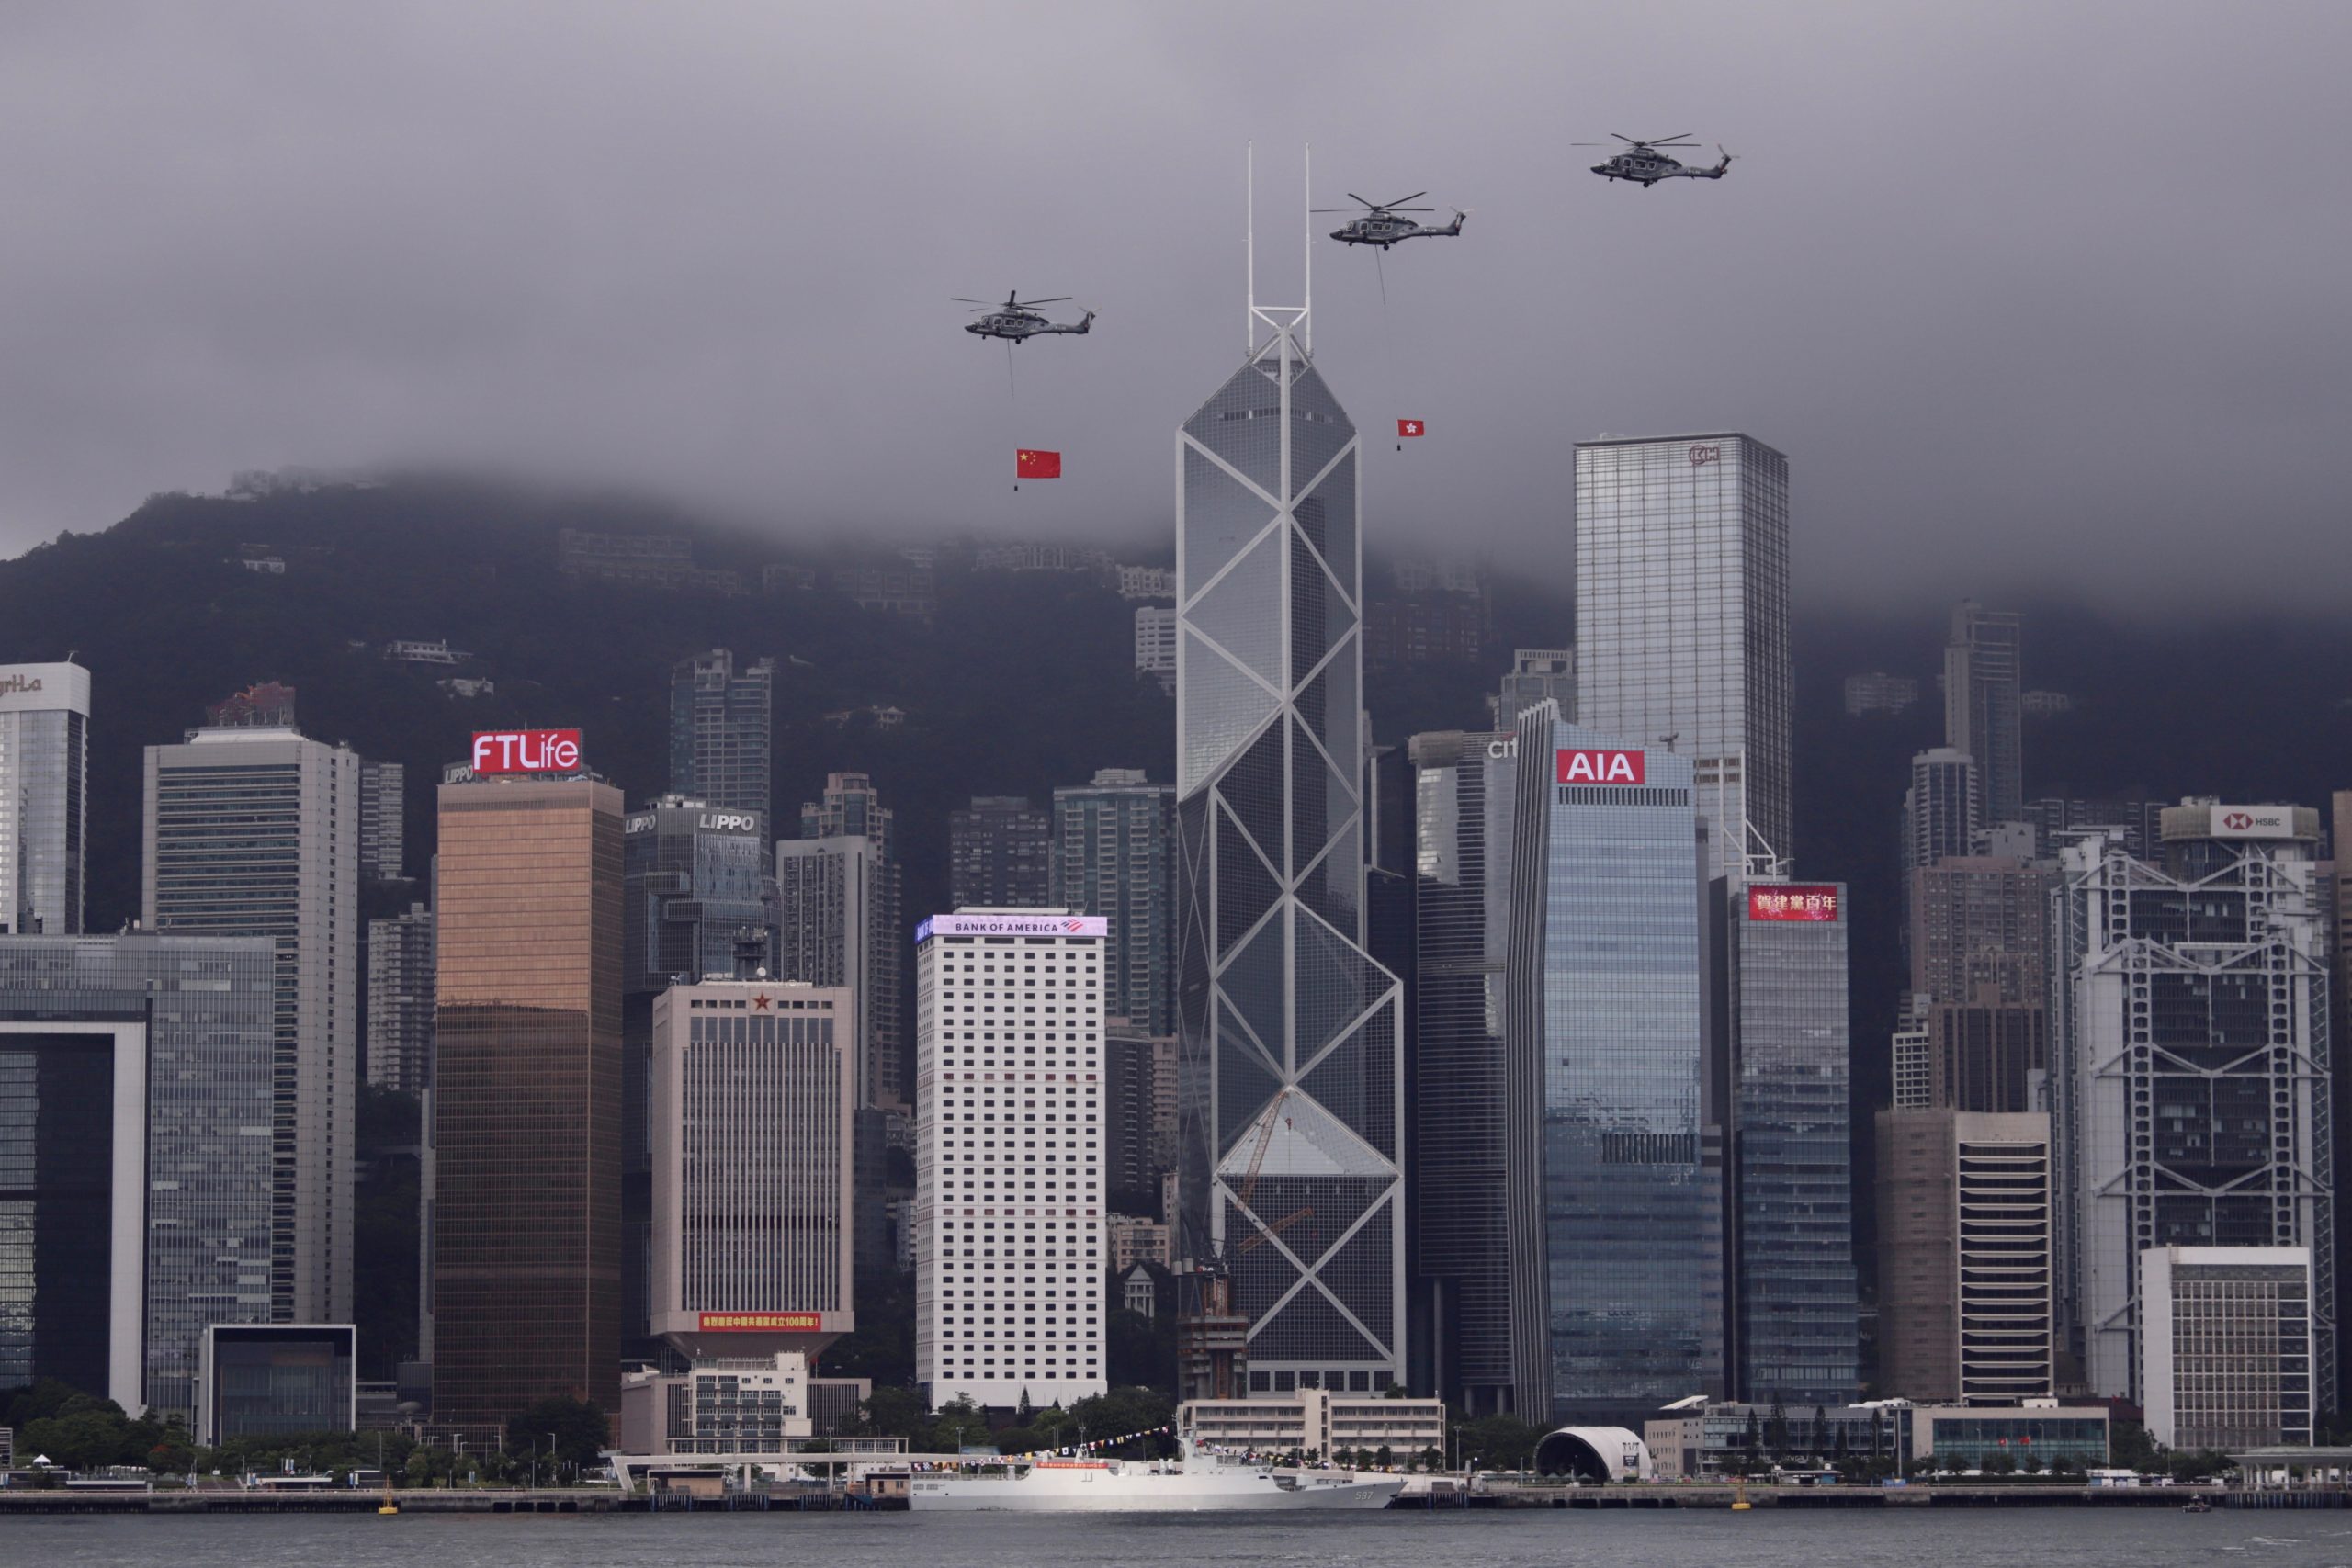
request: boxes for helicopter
[1315,192,1467,249]
[955,292,1096,343]
[1575,134,1734,186]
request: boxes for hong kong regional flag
[1016,448,1062,479]
[1396,419,1425,438]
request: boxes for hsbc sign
[470,728,582,775]
[2210,805,2294,840]
[1556,748,1645,785]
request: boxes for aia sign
[470,728,582,774]
[1556,748,1645,785]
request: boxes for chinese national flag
[1016,448,1062,479]
[1396,419,1426,438]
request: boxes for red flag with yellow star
[1016,448,1062,479]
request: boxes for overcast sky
[5,2,2347,611]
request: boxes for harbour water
[4,1506,2340,1568]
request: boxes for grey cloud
[3,0,2347,611]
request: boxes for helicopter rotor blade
[1647,133,1693,144]
[1014,297,1073,306]
[1346,193,1377,208]
[1390,207,1434,213]
[1611,133,1639,143]
[1386,191,1428,207]
[951,299,993,305]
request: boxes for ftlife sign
[469,728,582,775]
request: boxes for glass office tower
[1574,434,1791,882]
[1174,312,1407,1392]
[432,774,624,1436]
[0,662,89,936]
[668,650,775,823]
[1507,706,1719,1423]
[1944,602,2025,827]
[1409,728,1543,1416]
[0,932,275,1422]
[1726,882,1860,1406]
[1053,769,1176,1037]
[145,722,359,1327]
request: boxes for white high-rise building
[914,909,1106,1408]
[2141,1245,2315,1451]
[1574,434,1792,882]
[0,661,90,936]
[650,977,854,1359]
[144,722,359,1325]
[2052,802,2334,1402]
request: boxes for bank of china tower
[1174,307,1407,1393]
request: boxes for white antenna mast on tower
[1243,142,1313,359]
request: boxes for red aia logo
[2223,812,2255,830]
[1556,749,1645,785]
[1689,443,1721,466]
[470,728,582,774]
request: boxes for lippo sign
[916,912,1109,940]
[1556,748,1645,785]
[697,1312,821,1333]
[469,728,582,774]
[1749,885,1842,923]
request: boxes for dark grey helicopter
[1316,192,1466,249]
[955,292,1095,342]
[1577,134,1734,186]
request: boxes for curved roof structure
[1534,1426,1654,1483]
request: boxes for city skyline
[3,2,2349,1463]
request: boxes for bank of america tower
[1174,263,1407,1393]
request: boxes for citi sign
[1555,748,1645,785]
[470,728,582,775]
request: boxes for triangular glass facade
[1175,323,1405,1384]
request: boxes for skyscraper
[2052,800,2335,1403]
[622,796,778,1357]
[948,795,1052,909]
[0,660,89,936]
[1051,769,1175,1035]
[1875,1108,2054,1403]
[1574,434,1792,881]
[1902,748,1981,886]
[1495,649,1574,730]
[0,931,276,1422]
[365,901,435,1095]
[145,717,358,1325]
[780,772,902,1109]
[358,759,405,881]
[1944,602,2024,826]
[669,649,775,822]
[1725,881,1860,1407]
[1507,707,1718,1423]
[432,770,623,1436]
[1173,302,1407,1393]
[914,910,1105,1406]
[1408,728,1537,1417]
[650,977,853,1360]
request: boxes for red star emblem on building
[752,993,771,1010]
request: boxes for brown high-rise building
[1924,985,2048,1113]
[431,775,624,1436]
[1875,1109,2053,1404]
[1908,855,2053,1007]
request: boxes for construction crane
[1236,1205,1314,1255]
[1227,1089,1311,1260]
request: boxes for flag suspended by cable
[1396,417,1425,452]
[1015,447,1061,491]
